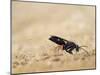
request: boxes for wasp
[49,35,89,55]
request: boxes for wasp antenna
[80,46,88,48]
[80,47,90,56]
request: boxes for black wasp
[49,35,89,55]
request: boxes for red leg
[54,45,63,56]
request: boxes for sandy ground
[12,1,96,74]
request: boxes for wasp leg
[68,51,73,54]
[54,45,63,56]
[65,49,73,54]
[66,46,75,54]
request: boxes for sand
[12,1,96,74]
